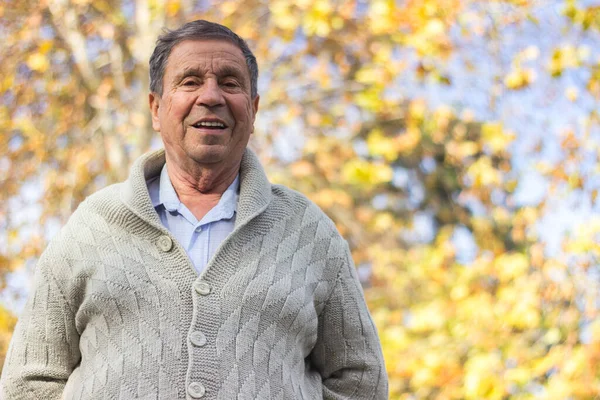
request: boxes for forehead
[165,39,247,76]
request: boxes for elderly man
[1,20,387,399]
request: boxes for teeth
[195,121,225,128]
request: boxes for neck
[165,156,240,221]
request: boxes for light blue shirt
[147,164,239,274]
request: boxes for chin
[189,153,224,165]
[185,145,228,165]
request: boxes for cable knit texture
[1,148,388,399]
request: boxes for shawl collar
[120,148,272,229]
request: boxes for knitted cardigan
[1,149,388,399]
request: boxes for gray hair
[149,20,258,98]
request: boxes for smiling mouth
[192,121,227,129]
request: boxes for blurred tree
[1,0,600,397]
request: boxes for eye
[222,79,240,88]
[182,78,199,87]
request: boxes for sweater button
[187,382,205,398]
[194,281,211,296]
[157,235,173,252]
[190,331,207,347]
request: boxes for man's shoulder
[72,182,124,218]
[60,182,135,236]
[268,183,341,236]
[270,183,324,212]
[36,183,127,265]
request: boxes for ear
[250,95,260,133]
[149,92,161,132]
[252,95,260,116]
[252,94,260,124]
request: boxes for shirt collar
[208,174,239,222]
[158,164,181,212]
[150,163,240,223]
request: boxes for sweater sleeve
[0,240,81,399]
[310,243,388,399]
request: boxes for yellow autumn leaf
[463,353,504,399]
[366,128,398,161]
[423,18,445,36]
[302,0,334,36]
[545,376,574,399]
[494,252,529,282]
[354,87,384,112]
[481,122,515,153]
[467,157,502,187]
[446,140,479,161]
[498,286,540,330]
[0,308,14,331]
[504,67,535,89]
[39,40,53,54]
[368,0,396,34]
[0,74,14,92]
[166,0,181,16]
[331,16,343,30]
[373,212,395,232]
[397,128,421,154]
[341,159,393,186]
[26,52,49,72]
[504,366,531,386]
[562,347,587,378]
[355,66,383,85]
[542,328,562,345]
[270,1,299,31]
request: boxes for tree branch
[47,0,100,91]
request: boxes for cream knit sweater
[1,149,388,399]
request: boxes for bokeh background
[2,0,600,398]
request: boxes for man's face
[149,39,259,171]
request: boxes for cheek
[232,97,255,125]
[164,92,194,121]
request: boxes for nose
[195,78,225,107]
